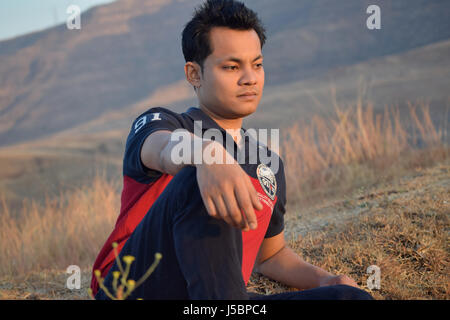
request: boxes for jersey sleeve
[264,158,286,238]
[123,107,182,183]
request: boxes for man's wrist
[191,136,212,167]
[163,131,235,170]
[191,138,234,167]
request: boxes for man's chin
[228,104,259,119]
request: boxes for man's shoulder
[130,106,192,131]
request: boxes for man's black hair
[182,0,266,74]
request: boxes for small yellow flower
[155,253,162,260]
[123,255,135,264]
[112,271,120,279]
[94,270,101,277]
[112,242,118,248]
[127,279,136,288]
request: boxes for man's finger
[222,187,244,228]
[252,191,263,211]
[242,198,258,230]
[212,195,237,228]
[203,196,219,219]
[233,187,254,231]
[246,177,263,211]
[246,180,262,230]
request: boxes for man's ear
[184,62,202,89]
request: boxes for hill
[1,0,449,147]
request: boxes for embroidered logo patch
[256,164,277,201]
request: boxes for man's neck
[199,105,244,145]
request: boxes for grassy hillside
[249,162,449,300]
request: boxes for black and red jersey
[90,106,286,296]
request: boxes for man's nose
[239,66,257,85]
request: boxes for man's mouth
[237,91,257,97]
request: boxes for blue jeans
[96,166,373,300]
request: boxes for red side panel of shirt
[90,173,173,296]
[241,177,277,285]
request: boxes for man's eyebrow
[221,54,264,63]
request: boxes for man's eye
[256,63,263,68]
[224,66,238,70]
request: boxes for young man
[91,0,373,300]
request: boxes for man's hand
[142,130,263,231]
[319,274,360,288]
[195,141,263,231]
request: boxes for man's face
[196,27,265,119]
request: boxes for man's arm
[141,130,192,176]
[254,232,359,290]
[141,129,263,230]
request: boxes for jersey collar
[184,106,247,132]
[184,106,256,157]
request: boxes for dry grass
[0,268,92,300]
[248,162,449,299]
[0,99,449,299]
[281,99,449,207]
[0,170,120,277]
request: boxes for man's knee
[166,166,203,206]
[169,166,221,223]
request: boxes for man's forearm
[257,246,332,290]
[160,130,235,175]
[159,131,217,175]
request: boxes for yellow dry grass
[281,100,449,207]
[0,171,120,277]
[248,162,449,300]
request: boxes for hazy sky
[0,0,116,41]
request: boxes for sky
[0,0,117,41]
